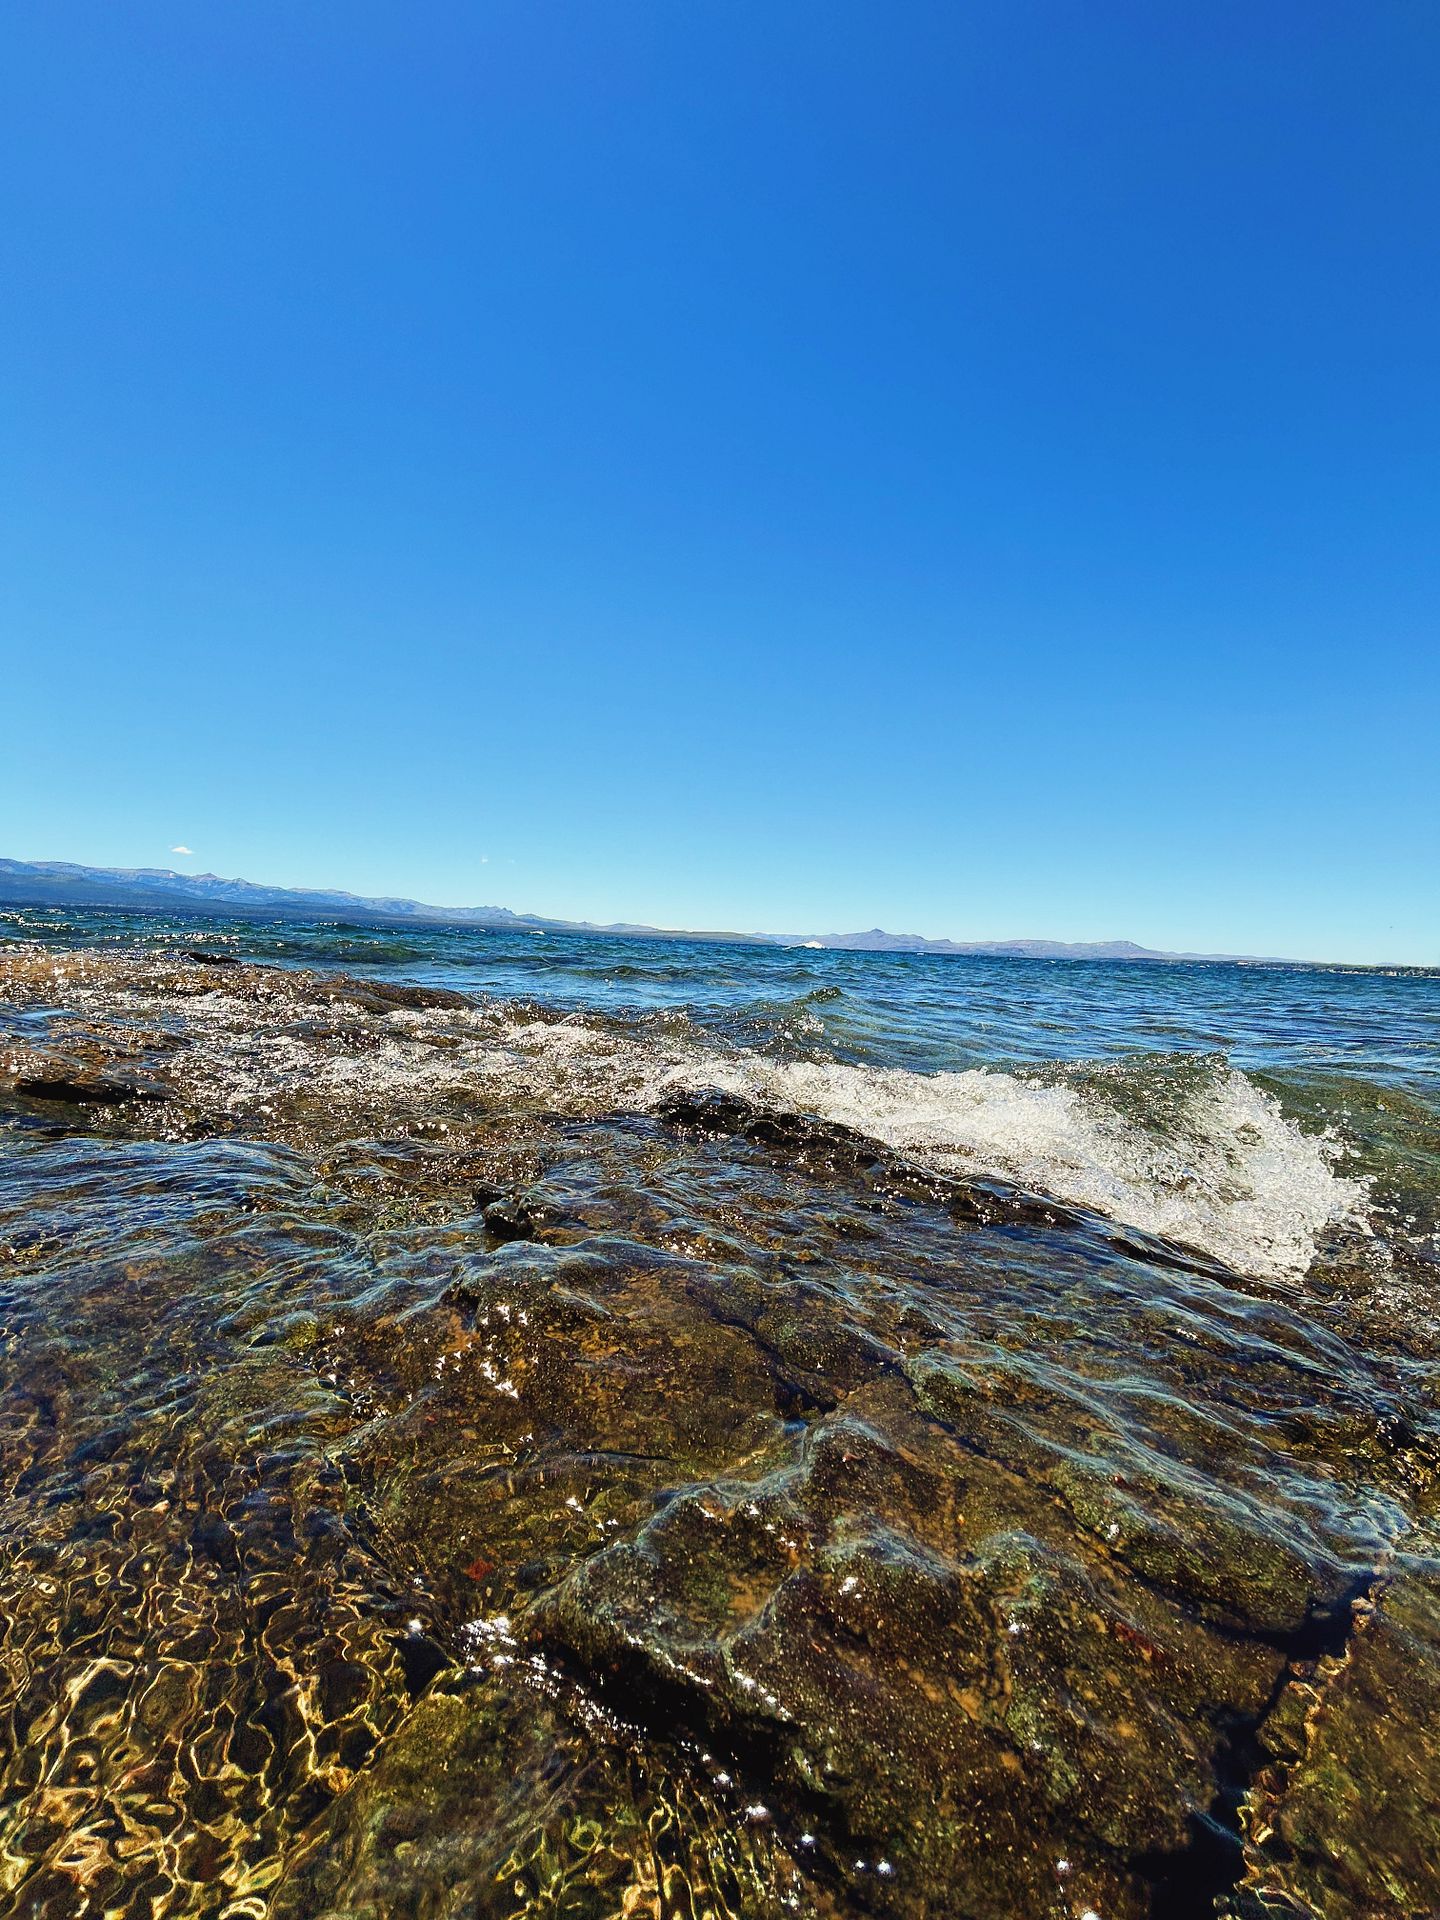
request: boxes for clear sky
[3,3,1437,962]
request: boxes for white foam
[456,1013,1370,1281]
[55,968,1368,1283]
[702,1053,1368,1282]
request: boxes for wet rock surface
[0,944,1437,1918]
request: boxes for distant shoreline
[1,856,1429,975]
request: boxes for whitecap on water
[38,963,1371,1284]
[421,1008,1370,1282]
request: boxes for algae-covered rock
[538,1375,1283,1919]
[2,945,1438,1919]
[1230,1565,1440,1919]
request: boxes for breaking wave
[378,1006,1368,1282]
[9,945,1371,1286]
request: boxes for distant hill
[786,928,1175,960]
[0,857,1275,962]
[0,858,768,945]
[0,857,549,930]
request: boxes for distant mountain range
[0,857,1279,963]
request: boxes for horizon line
[1,853,1432,974]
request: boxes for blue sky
[3,2,1436,961]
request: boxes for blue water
[6,904,1438,1089]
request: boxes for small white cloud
[170,845,193,856]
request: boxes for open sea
[2,906,1438,1919]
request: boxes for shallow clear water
[2,908,1438,1919]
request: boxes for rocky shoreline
[1,944,1437,1918]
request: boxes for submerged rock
[3,1037,171,1106]
[0,944,1436,1918]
